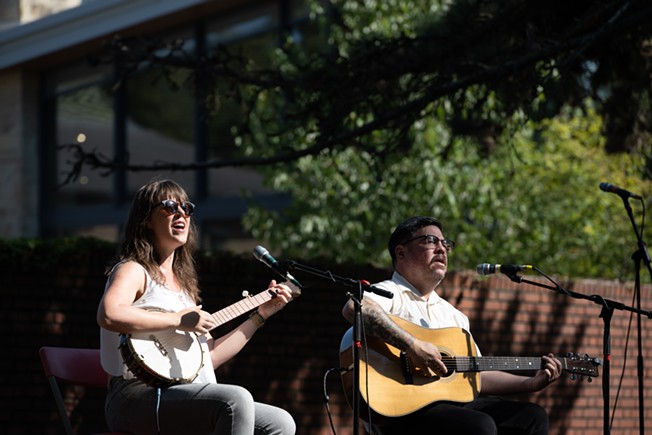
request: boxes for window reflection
[56,84,114,205]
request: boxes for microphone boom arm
[516,276,649,317]
[283,260,393,299]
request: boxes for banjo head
[120,330,204,388]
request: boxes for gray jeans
[106,376,296,435]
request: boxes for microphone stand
[282,260,392,435]
[502,271,652,435]
[618,195,651,435]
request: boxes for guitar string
[440,356,595,375]
[441,356,543,371]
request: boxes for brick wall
[1,239,650,434]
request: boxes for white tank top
[100,262,217,384]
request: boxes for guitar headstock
[564,352,601,381]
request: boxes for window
[40,0,313,250]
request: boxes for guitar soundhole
[440,352,454,378]
[413,352,454,379]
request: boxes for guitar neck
[449,356,567,373]
[208,290,274,331]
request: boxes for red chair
[39,346,127,435]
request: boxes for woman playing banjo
[97,179,297,435]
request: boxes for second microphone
[476,263,533,276]
[253,245,303,289]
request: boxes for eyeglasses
[155,199,195,216]
[402,234,455,252]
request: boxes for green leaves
[244,102,650,280]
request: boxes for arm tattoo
[363,301,414,352]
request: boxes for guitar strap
[399,351,414,384]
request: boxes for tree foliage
[59,0,652,280]
[231,0,652,169]
[63,0,652,179]
[234,0,652,280]
[243,102,651,281]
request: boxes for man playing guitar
[341,216,563,435]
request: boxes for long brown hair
[111,179,201,302]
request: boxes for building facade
[0,0,304,250]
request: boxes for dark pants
[368,396,549,435]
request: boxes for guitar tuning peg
[567,352,575,358]
[242,290,250,298]
[570,374,576,381]
[587,376,593,383]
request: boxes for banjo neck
[208,289,276,331]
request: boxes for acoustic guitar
[339,315,600,420]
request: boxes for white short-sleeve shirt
[364,272,481,355]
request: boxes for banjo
[119,284,301,388]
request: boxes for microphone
[476,263,533,276]
[599,182,642,200]
[360,280,394,299]
[253,245,303,289]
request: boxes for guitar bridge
[400,351,414,384]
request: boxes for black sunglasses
[155,199,195,216]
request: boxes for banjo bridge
[150,334,169,357]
